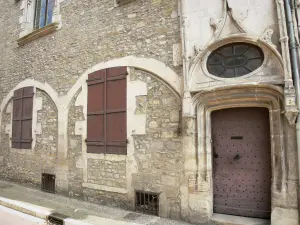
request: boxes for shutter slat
[87,67,127,154]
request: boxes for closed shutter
[12,87,34,149]
[86,67,127,155]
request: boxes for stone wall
[66,68,182,217]
[0,90,58,186]
[0,0,181,103]
[131,69,182,219]
[67,94,84,199]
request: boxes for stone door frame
[181,84,286,223]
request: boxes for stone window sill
[17,22,60,46]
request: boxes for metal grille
[42,173,55,193]
[212,107,271,219]
[115,0,136,6]
[47,213,67,225]
[135,191,159,215]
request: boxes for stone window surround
[5,87,43,154]
[181,85,286,223]
[18,0,62,45]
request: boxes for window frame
[18,0,62,45]
[206,42,265,79]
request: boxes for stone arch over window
[0,79,59,150]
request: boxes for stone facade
[0,89,58,186]
[1,0,300,224]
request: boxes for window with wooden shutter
[12,87,34,149]
[86,67,127,155]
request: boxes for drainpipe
[284,0,300,193]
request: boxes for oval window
[207,43,264,78]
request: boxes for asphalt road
[0,205,46,225]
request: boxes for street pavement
[0,205,46,225]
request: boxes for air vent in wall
[115,0,136,6]
[42,173,55,193]
[135,191,159,215]
[47,213,68,225]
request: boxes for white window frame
[19,0,62,38]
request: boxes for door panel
[212,107,271,219]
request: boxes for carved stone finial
[261,28,276,48]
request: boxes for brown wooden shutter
[12,87,34,149]
[86,67,127,155]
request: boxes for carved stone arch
[0,79,59,114]
[0,79,59,150]
[66,56,182,107]
[188,34,284,92]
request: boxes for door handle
[214,152,219,158]
[234,154,240,160]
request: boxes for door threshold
[211,213,270,225]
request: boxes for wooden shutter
[86,67,127,155]
[12,87,34,149]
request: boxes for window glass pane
[39,0,47,28]
[46,0,54,25]
[207,43,264,78]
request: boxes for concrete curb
[0,196,142,225]
[0,197,92,225]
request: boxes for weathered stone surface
[271,207,299,225]
[0,90,58,186]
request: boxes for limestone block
[271,207,299,225]
[5,102,12,114]
[162,175,178,187]
[173,43,182,67]
[170,110,180,122]
[76,157,84,169]
[35,123,42,135]
[35,97,43,111]
[70,139,79,148]
[75,121,85,135]
[75,91,84,107]
[5,124,11,135]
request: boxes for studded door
[212,107,271,219]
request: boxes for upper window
[12,87,34,149]
[207,43,264,78]
[34,0,54,30]
[18,0,61,45]
[86,67,127,155]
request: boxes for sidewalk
[0,180,192,225]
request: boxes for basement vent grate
[115,0,136,6]
[47,213,68,225]
[135,191,159,215]
[42,173,55,193]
